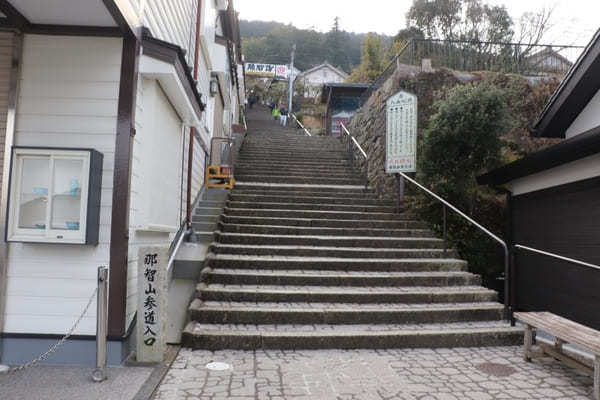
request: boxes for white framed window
[6,147,103,244]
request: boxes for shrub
[417,82,509,285]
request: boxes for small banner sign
[136,246,168,363]
[245,63,289,79]
[385,90,418,173]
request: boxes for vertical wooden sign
[386,90,418,174]
[136,246,168,363]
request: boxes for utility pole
[288,44,296,113]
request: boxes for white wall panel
[125,78,186,327]
[5,34,122,335]
[566,88,600,138]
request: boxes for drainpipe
[186,0,202,227]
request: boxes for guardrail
[514,245,600,271]
[397,171,510,321]
[328,123,512,321]
[290,114,311,136]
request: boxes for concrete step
[235,158,353,167]
[241,147,346,154]
[197,284,498,304]
[209,244,454,259]
[221,207,411,220]
[188,299,505,324]
[182,321,523,350]
[234,169,361,179]
[235,174,365,185]
[236,154,350,162]
[217,223,433,237]
[202,268,483,287]
[207,255,467,272]
[218,215,429,229]
[228,194,395,206]
[239,149,349,157]
[235,161,354,170]
[193,222,218,232]
[232,186,376,197]
[225,200,397,213]
[195,207,225,216]
[214,232,444,249]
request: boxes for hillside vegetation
[240,19,391,73]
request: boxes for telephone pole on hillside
[288,44,296,113]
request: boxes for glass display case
[6,147,103,244]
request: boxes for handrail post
[92,266,108,382]
[442,205,447,257]
[509,246,516,326]
[503,244,511,323]
[396,174,405,213]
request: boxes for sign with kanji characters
[136,246,168,363]
[385,90,418,173]
[245,63,289,79]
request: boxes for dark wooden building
[321,83,369,136]
[478,29,600,330]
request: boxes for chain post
[2,283,97,374]
[92,266,108,382]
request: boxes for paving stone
[153,346,594,399]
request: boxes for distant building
[299,63,349,98]
[478,29,600,330]
[525,47,573,75]
[321,83,369,136]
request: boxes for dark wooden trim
[142,34,205,115]
[532,30,600,138]
[0,2,122,37]
[29,24,122,37]
[0,0,30,31]
[215,35,228,46]
[102,0,140,38]
[478,125,600,186]
[108,34,139,338]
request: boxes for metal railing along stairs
[340,123,511,321]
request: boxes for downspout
[186,0,202,227]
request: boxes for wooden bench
[515,312,600,400]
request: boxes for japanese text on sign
[142,253,158,347]
[245,63,289,78]
[136,246,167,363]
[385,91,418,174]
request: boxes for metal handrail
[290,113,311,136]
[514,244,600,271]
[397,171,510,321]
[167,227,188,273]
[340,123,368,160]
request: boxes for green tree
[348,33,386,83]
[326,16,350,71]
[418,82,509,283]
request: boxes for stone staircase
[181,108,522,350]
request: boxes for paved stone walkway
[153,346,593,399]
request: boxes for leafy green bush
[417,82,509,285]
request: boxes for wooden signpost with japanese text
[136,246,168,363]
[386,90,417,210]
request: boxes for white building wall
[565,88,600,139]
[0,31,14,204]
[4,34,122,335]
[126,78,187,326]
[506,153,600,196]
[144,0,197,64]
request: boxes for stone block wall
[348,67,470,199]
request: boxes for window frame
[6,147,98,244]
